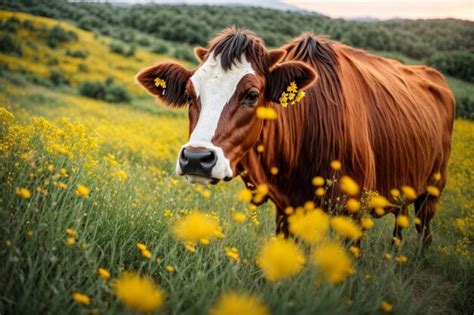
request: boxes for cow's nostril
[179,148,217,176]
[200,151,216,168]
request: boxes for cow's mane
[208,27,268,73]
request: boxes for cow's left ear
[265,61,317,103]
[136,62,192,107]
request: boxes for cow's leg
[275,207,289,237]
[392,206,407,247]
[414,193,439,247]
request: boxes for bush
[79,78,131,103]
[47,25,77,48]
[0,34,22,56]
[49,70,69,86]
[0,16,21,33]
[65,49,88,59]
[427,51,474,82]
[109,41,135,57]
[173,46,195,63]
[456,96,474,120]
[151,43,169,54]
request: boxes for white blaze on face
[176,52,255,182]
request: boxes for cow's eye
[244,91,259,105]
[185,92,193,105]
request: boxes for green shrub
[65,49,88,59]
[427,51,474,82]
[47,25,77,48]
[173,46,195,63]
[0,16,21,33]
[49,70,69,86]
[79,78,131,103]
[151,43,169,54]
[109,41,135,57]
[456,96,474,120]
[0,33,22,56]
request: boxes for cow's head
[137,28,316,184]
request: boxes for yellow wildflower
[426,185,440,197]
[16,187,31,199]
[60,168,68,177]
[315,187,326,197]
[380,301,393,312]
[166,265,175,273]
[433,172,441,181]
[66,228,77,236]
[361,217,374,230]
[414,217,422,225]
[349,246,360,258]
[116,170,128,181]
[73,292,91,305]
[287,81,298,93]
[330,160,342,171]
[154,77,166,89]
[383,253,392,260]
[390,189,400,198]
[304,201,315,210]
[5,240,12,247]
[346,198,360,213]
[295,90,305,102]
[257,145,264,152]
[279,92,289,107]
[224,247,240,262]
[233,212,246,223]
[58,182,68,189]
[47,164,54,172]
[76,184,89,197]
[237,188,253,203]
[396,215,409,228]
[98,268,111,280]
[331,216,362,240]
[375,207,385,216]
[173,211,221,244]
[141,249,152,259]
[136,243,147,251]
[312,241,354,284]
[401,185,417,200]
[270,166,279,175]
[26,230,33,237]
[395,255,408,264]
[288,209,329,244]
[256,238,305,281]
[312,176,325,186]
[185,243,196,253]
[340,176,359,196]
[66,237,76,246]
[210,292,269,315]
[369,195,390,208]
[114,272,165,312]
[202,190,211,199]
[256,107,278,120]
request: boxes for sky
[112,0,473,21]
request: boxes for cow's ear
[194,47,208,62]
[264,49,286,70]
[136,62,192,107]
[265,61,317,103]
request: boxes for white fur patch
[176,52,255,180]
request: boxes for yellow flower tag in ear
[154,77,167,95]
[279,81,305,107]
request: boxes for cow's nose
[179,148,217,176]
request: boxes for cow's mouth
[183,174,233,185]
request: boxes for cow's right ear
[136,62,192,107]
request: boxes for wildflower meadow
[0,9,473,315]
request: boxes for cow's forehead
[190,52,255,98]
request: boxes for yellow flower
[141,249,152,259]
[390,189,400,198]
[26,230,33,237]
[288,209,329,244]
[433,172,441,181]
[201,190,211,199]
[414,217,422,225]
[116,170,128,181]
[312,176,325,186]
[114,272,165,312]
[330,216,362,240]
[210,292,269,315]
[185,243,196,253]
[98,268,111,280]
[315,187,326,197]
[330,160,342,171]
[383,253,392,260]
[59,168,68,177]
[66,237,76,246]
[58,182,68,189]
[346,198,360,213]
[401,185,417,200]
[369,195,390,208]
[375,207,385,216]
[136,243,147,251]
[256,238,305,281]
[395,255,408,264]
[257,144,265,152]
[361,217,375,230]
[166,265,175,273]
[340,176,359,196]
[173,211,221,244]
[426,185,440,197]
[237,188,253,203]
[256,107,278,120]
[76,184,89,197]
[154,77,166,89]
[16,187,31,199]
[270,166,278,175]
[287,81,298,93]
[224,247,240,262]
[349,246,360,258]
[396,215,409,228]
[295,90,305,102]
[279,92,289,107]
[312,241,354,284]
[66,228,77,236]
[73,292,91,305]
[380,301,393,312]
[233,212,246,223]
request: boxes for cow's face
[137,37,316,184]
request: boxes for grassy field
[0,11,473,315]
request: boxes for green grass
[0,77,472,315]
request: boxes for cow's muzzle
[179,147,217,177]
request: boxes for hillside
[0,11,473,315]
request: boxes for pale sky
[113,0,474,21]
[282,0,473,21]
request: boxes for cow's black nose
[179,148,217,176]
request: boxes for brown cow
[137,27,455,246]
